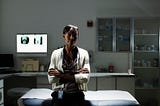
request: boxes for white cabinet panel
[0,79,3,106]
[88,77,96,91]
[36,74,135,96]
[117,77,135,96]
[97,77,115,90]
[36,76,52,89]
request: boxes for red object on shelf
[108,65,114,72]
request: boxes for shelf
[134,50,158,53]
[134,67,159,69]
[134,34,158,36]
[135,87,160,90]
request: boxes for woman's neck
[65,45,74,55]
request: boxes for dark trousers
[52,91,85,106]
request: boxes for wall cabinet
[133,17,160,106]
[87,76,135,96]
[4,75,36,106]
[133,18,160,89]
[97,18,131,52]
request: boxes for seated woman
[48,24,90,106]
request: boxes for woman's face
[63,29,78,47]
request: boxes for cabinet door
[0,80,3,105]
[116,77,135,96]
[134,18,160,89]
[4,76,36,106]
[97,18,113,51]
[88,77,96,90]
[37,76,52,89]
[116,18,131,52]
[97,77,115,90]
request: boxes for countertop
[0,72,135,79]
[89,73,135,77]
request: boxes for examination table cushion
[18,88,139,106]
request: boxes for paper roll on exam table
[18,88,139,106]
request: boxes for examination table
[17,88,139,106]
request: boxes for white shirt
[48,47,90,91]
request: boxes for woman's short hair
[63,24,78,35]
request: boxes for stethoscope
[61,47,80,70]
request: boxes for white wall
[0,0,159,72]
[96,0,160,17]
